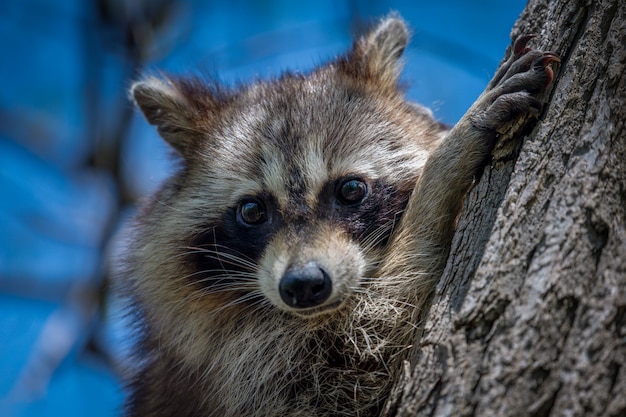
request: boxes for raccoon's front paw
[472,35,560,133]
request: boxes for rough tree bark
[385,0,626,416]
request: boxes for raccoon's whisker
[177,269,257,287]
[182,246,258,271]
[208,291,266,315]
[195,246,258,271]
[255,298,274,314]
[193,282,258,294]
[180,285,261,314]
[360,222,394,254]
[210,243,258,265]
[191,277,259,293]
[192,278,258,290]
[191,270,258,282]
[227,291,264,307]
[363,222,391,244]
[389,207,406,231]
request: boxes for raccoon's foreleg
[379,36,559,292]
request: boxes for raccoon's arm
[379,36,559,289]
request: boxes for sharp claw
[514,34,536,56]
[542,52,561,65]
[533,52,561,70]
[531,52,560,86]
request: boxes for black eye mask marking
[187,193,282,289]
[319,177,412,247]
[184,177,410,293]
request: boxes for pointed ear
[131,76,200,156]
[344,15,409,87]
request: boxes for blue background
[0,1,525,415]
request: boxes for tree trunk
[385,0,626,416]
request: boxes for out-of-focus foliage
[0,1,525,415]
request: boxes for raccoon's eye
[237,199,267,225]
[336,178,368,205]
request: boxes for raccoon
[122,15,558,417]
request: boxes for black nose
[279,262,332,309]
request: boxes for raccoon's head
[129,16,445,320]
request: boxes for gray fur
[122,15,557,417]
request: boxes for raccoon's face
[130,18,444,319]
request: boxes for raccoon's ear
[131,76,200,157]
[345,15,409,87]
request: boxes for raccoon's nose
[279,262,332,309]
